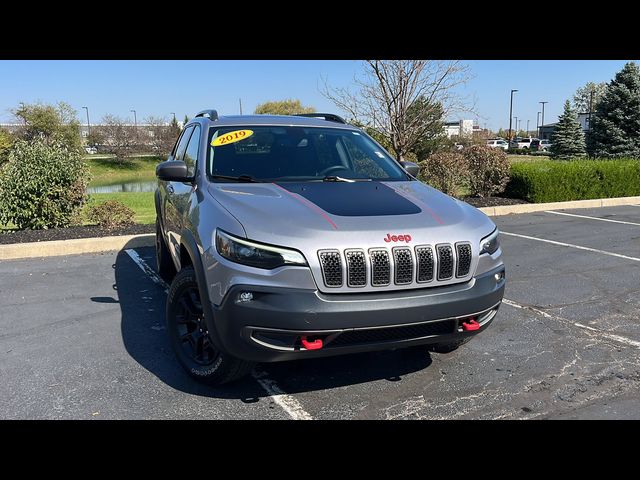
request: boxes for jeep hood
[207,181,495,248]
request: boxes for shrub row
[506,159,640,203]
[507,148,550,156]
[418,145,510,198]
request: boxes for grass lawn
[87,192,156,225]
[85,155,162,187]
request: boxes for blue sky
[0,60,632,131]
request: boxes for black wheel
[429,337,472,354]
[156,219,176,282]
[166,267,254,385]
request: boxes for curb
[477,196,640,217]
[0,234,155,261]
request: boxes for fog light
[494,271,505,282]
[238,292,253,303]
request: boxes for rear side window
[183,125,200,176]
[174,126,194,162]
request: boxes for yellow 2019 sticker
[211,129,254,146]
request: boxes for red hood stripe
[385,183,445,225]
[272,183,338,230]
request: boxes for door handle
[167,185,175,194]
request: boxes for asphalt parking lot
[2,204,640,419]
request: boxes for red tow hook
[461,318,480,331]
[301,336,323,350]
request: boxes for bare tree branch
[322,60,474,159]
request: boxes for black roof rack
[195,109,219,121]
[295,113,346,124]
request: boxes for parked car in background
[486,139,509,150]
[454,142,464,151]
[509,137,537,149]
[84,146,97,154]
[530,139,551,152]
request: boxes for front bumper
[211,265,505,362]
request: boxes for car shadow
[116,242,434,401]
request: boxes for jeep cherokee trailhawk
[155,110,505,384]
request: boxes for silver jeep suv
[155,110,505,384]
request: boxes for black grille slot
[456,243,472,277]
[415,246,434,282]
[393,248,413,285]
[345,250,366,287]
[437,244,454,280]
[329,320,456,347]
[370,249,390,286]
[318,251,342,287]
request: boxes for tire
[156,219,176,282]
[429,336,472,354]
[166,266,255,385]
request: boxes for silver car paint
[163,115,504,305]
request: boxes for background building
[539,112,590,140]
[443,119,474,138]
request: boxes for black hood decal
[277,182,422,217]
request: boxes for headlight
[480,228,500,255]
[215,229,307,269]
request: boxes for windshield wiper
[210,174,262,183]
[322,176,371,183]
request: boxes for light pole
[539,101,548,139]
[537,111,541,137]
[508,89,518,142]
[588,89,594,131]
[518,120,522,132]
[82,106,91,138]
[526,119,530,135]
[514,116,518,136]
[130,109,138,143]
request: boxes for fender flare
[179,229,229,355]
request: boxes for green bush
[506,159,640,203]
[0,138,90,229]
[464,145,510,197]
[418,152,468,197]
[87,200,135,229]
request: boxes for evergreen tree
[588,61,640,158]
[550,100,586,159]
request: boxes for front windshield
[207,126,408,182]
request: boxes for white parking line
[501,231,640,262]
[124,248,313,420]
[252,370,313,420]
[503,298,640,349]
[125,249,169,293]
[545,210,640,227]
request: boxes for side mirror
[400,161,419,177]
[156,160,192,182]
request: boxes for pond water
[87,180,157,194]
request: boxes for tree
[13,101,82,152]
[100,114,137,162]
[572,81,607,113]
[588,62,640,158]
[322,60,472,160]
[145,116,180,156]
[550,100,586,159]
[183,115,189,127]
[254,99,315,115]
[496,128,508,139]
[85,130,105,148]
[0,128,13,165]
